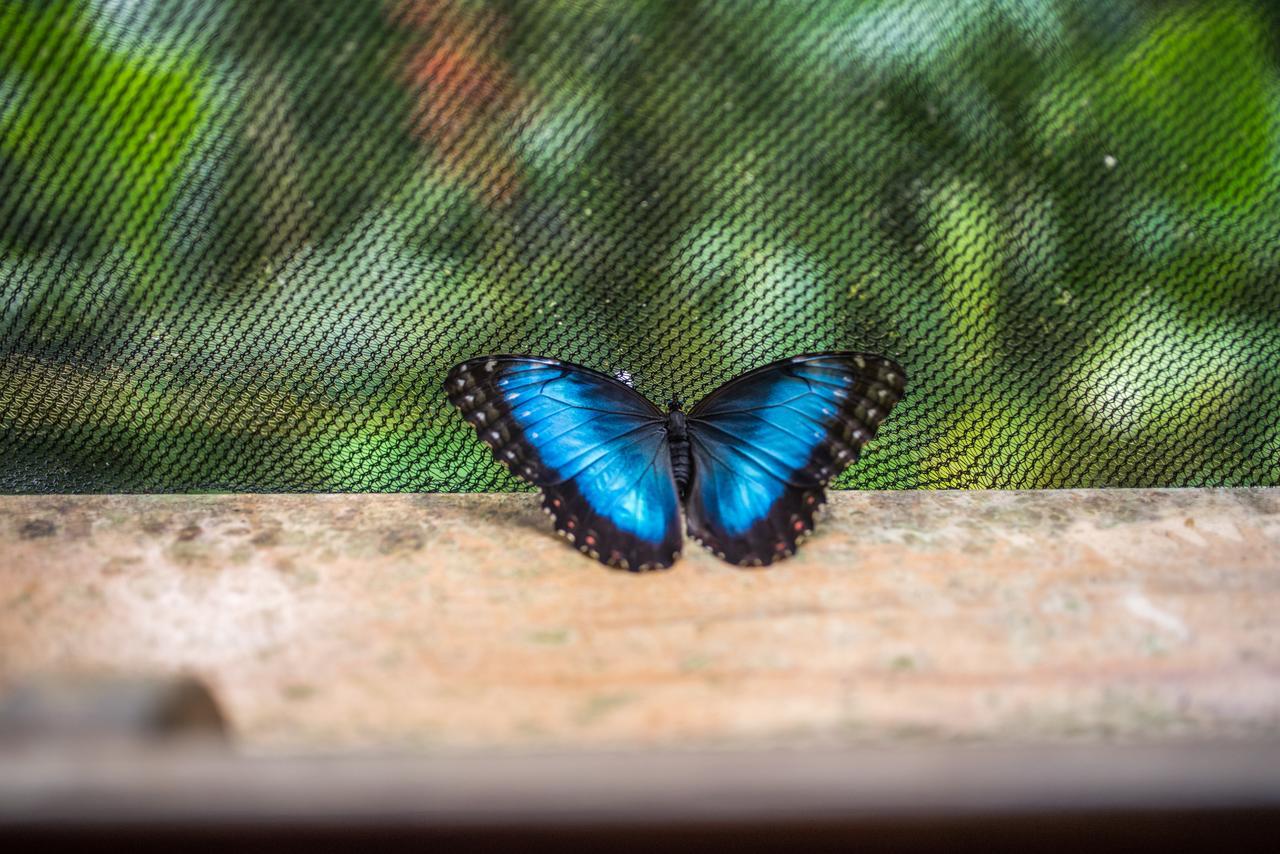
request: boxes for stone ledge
[1,489,1278,750]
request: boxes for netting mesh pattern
[2,0,1278,493]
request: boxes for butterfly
[445,352,906,570]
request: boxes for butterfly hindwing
[446,356,682,570]
[684,352,906,566]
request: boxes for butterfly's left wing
[685,352,906,566]
[446,355,682,571]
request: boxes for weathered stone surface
[1,490,1277,750]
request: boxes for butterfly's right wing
[685,352,906,566]
[446,355,682,570]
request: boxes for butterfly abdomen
[666,409,691,497]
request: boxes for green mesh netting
[2,0,1278,493]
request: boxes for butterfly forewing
[684,353,906,566]
[446,356,683,570]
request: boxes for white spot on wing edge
[1123,590,1190,640]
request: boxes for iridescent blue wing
[446,355,681,571]
[685,352,906,566]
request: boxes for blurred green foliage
[1,0,1277,491]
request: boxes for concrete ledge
[1,489,1278,750]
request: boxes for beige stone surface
[1,490,1278,751]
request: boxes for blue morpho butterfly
[446,352,906,571]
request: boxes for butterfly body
[446,352,905,571]
[664,404,692,496]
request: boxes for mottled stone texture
[1,490,1278,751]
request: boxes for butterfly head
[667,395,685,413]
